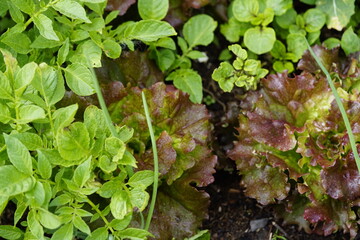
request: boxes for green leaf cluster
[219,0,358,76]
[149,14,217,103]
[0,0,181,239]
[212,44,268,92]
[0,61,154,238]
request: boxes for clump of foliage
[212,44,268,92]
[149,14,217,104]
[218,0,359,77]
[109,82,217,239]
[0,0,217,239]
[0,49,156,239]
[228,46,360,237]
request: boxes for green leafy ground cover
[0,0,359,239]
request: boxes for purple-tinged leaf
[321,149,360,200]
[241,165,290,205]
[106,0,136,16]
[109,82,216,238]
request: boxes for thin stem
[85,197,119,239]
[89,67,119,138]
[24,0,62,29]
[142,91,159,231]
[305,40,360,172]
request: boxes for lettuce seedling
[228,46,360,237]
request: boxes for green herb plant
[0,0,180,239]
[149,14,217,103]
[219,0,358,77]
[212,44,268,92]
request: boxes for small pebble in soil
[250,218,269,232]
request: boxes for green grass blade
[142,91,159,231]
[305,40,360,172]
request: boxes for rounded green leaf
[0,225,23,240]
[270,40,286,59]
[183,14,217,48]
[105,137,126,160]
[220,18,252,42]
[316,0,355,31]
[0,103,12,123]
[138,0,168,20]
[275,8,297,29]
[286,33,308,60]
[33,14,59,41]
[57,38,70,65]
[37,152,52,179]
[273,60,294,73]
[37,208,61,230]
[14,62,37,93]
[110,190,132,220]
[323,37,341,49]
[57,122,90,161]
[129,188,149,211]
[52,0,91,23]
[212,61,236,92]
[266,0,292,16]
[125,20,176,42]
[64,63,95,96]
[103,39,122,59]
[4,134,33,176]
[70,40,102,68]
[166,69,203,104]
[128,170,154,189]
[0,165,35,196]
[99,155,117,173]
[1,32,31,54]
[73,215,91,235]
[341,27,360,55]
[244,27,276,54]
[228,44,247,60]
[303,9,326,32]
[73,157,92,187]
[233,0,259,22]
[18,105,46,124]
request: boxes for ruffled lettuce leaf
[298,45,360,83]
[229,47,360,237]
[109,82,217,238]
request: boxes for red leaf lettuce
[109,82,217,239]
[228,46,360,237]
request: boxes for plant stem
[85,197,119,239]
[305,40,360,172]
[89,67,119,138]
[141,91,159,231]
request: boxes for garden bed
[0,0,359,239]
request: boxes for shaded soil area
[203,170,352,240]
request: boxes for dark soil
[203,170,352,240]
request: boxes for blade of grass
[89,66,119,138]
[305,40,360,172]
[142,91,159,231]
